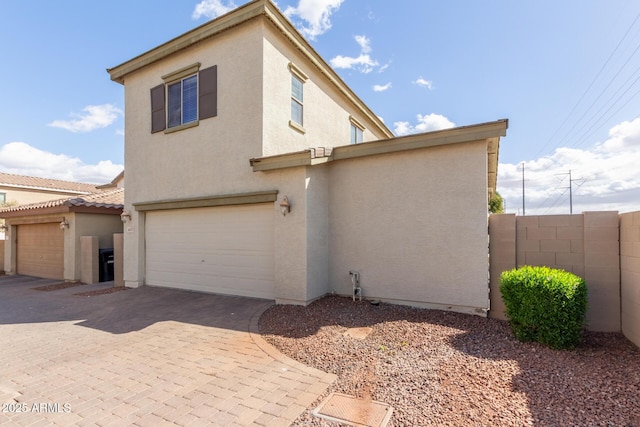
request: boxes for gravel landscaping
[259,295,640,426]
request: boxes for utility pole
[556,170,584,214]
[521,163,525,216]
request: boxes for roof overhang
[250,119,508,201]
[106,0,392,138]
[0,205,121,219]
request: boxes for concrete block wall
[620,212,640,348]
[0,239,4,273]
[489,212,621,332]
[583,212,620,332]
[488,214,516,321]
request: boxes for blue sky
[2,0,640,214]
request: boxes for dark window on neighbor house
[291,75,304,126]
[151,65,217,133]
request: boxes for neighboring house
[0,172,101,240]
[0,189,124,281]
[96,170,125,190]
[108,0,507,314]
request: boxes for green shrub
[500,266,587,350]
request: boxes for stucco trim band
[133,190,278,212]
[250,119,508,172]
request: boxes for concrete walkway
[0,275,336,426]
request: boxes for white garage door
[145,204,275,299]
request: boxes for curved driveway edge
[0,275,336,426]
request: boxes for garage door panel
[145,204,275,299]
[16,223,64,280]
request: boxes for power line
[534,9,640,159]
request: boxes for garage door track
[0,275,335,426]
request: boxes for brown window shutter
[199,65,217,120]
[150,84,166,133]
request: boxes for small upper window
[0,192,5,205]
[349,117,365,144]
[350,123,363,144]
[288,63,308,132]
[291,75,304,126]
[168,75,198,128]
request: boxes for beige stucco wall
[0,238,4,273]
[620,211,640,347]
[327,140,490,314]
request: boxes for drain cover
[312,392,393,427]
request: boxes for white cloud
[497,117,640,215]
[283,0,344,40]
[393,113,456,136]
[330,35,380,73]
[354,34,371,53]
[48,104,122,133]
[0,142,123,185]
[373,82,392,92]
[413,77,433,90]
[192,0,236,19]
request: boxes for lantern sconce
[121,210,132,223]
[0,224,7,233]
[280,196,291,216]
[60,218,70,230]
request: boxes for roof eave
[250,119,508,172]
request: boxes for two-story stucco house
[108,0,507,314]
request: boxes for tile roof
[0,172,101,194]
[0,188,124,214]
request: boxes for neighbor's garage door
[16,223,64,280]
[145,204,275,299]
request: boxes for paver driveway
[0,275,336,426]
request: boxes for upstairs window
[168,75,198,128]
[350,117,365,144]
[150,63,217,133]
[291,75,304,126]
[288,63,308,133]
[0,192,5,205]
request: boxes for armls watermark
[2,402,72,413]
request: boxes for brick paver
[0,275,336,426]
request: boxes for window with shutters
[150,63,217,134]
